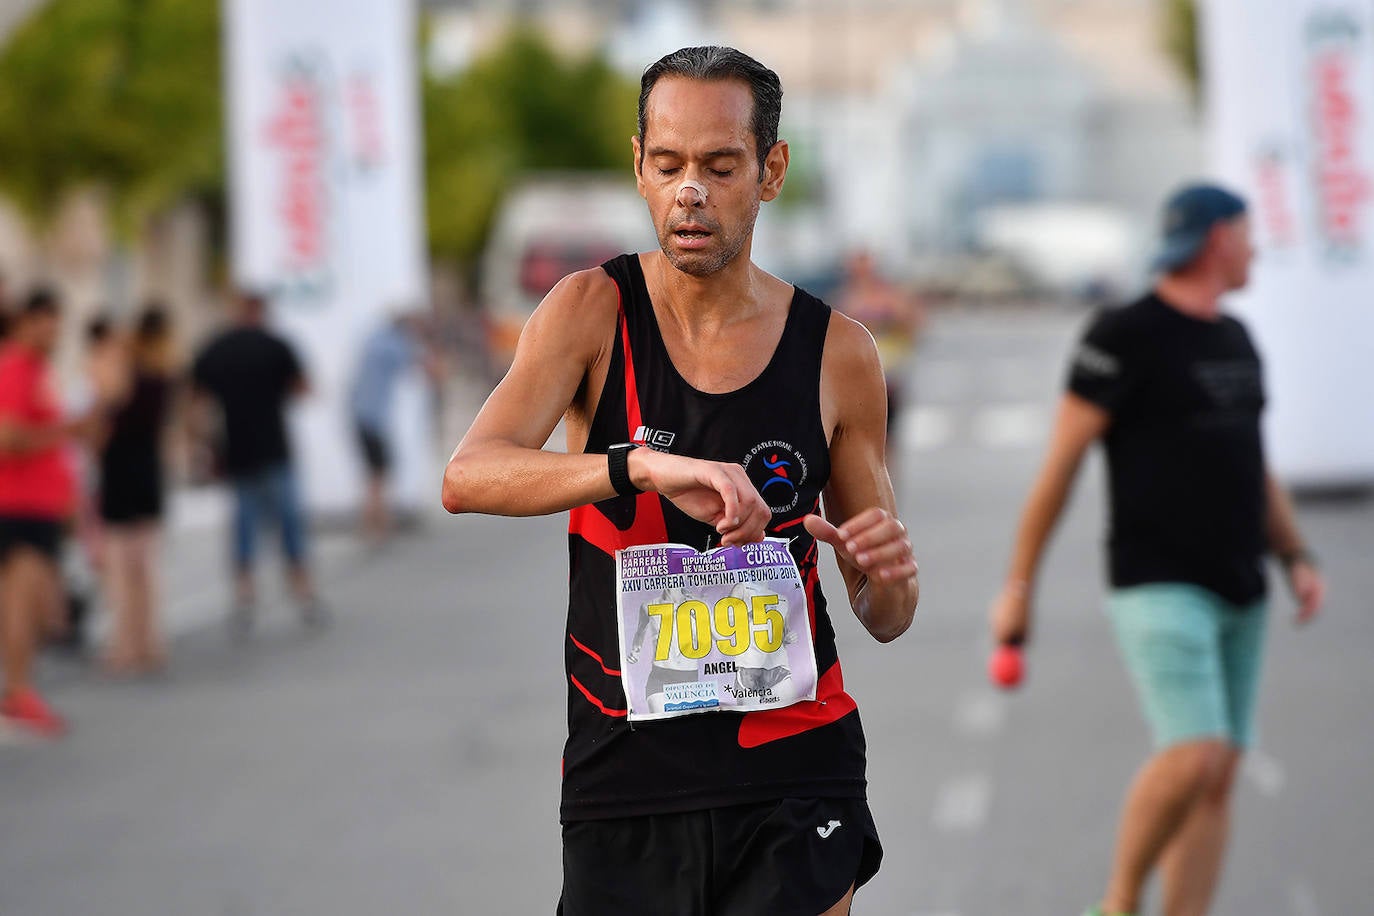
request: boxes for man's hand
[632,449,770,546]
[804,508,917,584]
[1286,559,1324,625]
[989,580,1032,646]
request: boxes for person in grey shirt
[350,311,439,543]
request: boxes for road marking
[1246,748,1286,798]
[953,689,1005,739]
[902,406,954,451]
[932,773,991,833]
[971,404,1045,449]
[1289,878,1321,916]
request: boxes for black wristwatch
[608,443,641,497]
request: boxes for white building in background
[427,0,1203,291]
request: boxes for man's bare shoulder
[543,266,621,319]
[823,309,884,377]
[523,267,621,354]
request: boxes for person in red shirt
[0,290,92,737]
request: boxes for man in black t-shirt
[192,291,324,633]
[990,184,1326,916]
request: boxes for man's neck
[644,250,772,335]
[1154,273,1225,321]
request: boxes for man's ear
[631,135,647,199]
[759,140,789,203]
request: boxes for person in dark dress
[98,305,175,675]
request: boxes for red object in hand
[988,643,1024,690]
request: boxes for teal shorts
[1107,583,1267,750]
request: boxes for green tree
[0,0,223,233]
[1164,0,1201,103]
[423,25,638,264]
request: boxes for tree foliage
[0,7,635,263]
[423,25,638,263]
[0,0,223,232]
[1163,0,1201,102]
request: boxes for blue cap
[1152,183,1248,272]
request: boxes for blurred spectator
[0,290,95,737]
[0,270,11,341]
[96,305,176,675]
[349,309,441,545]
[45,315,130,658]
[83,315,132,411]
[191,291,324,634]
[833,250,927,446]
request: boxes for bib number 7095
[647,594,784,661]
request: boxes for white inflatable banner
[225,0,430,513]
[1202,0,1374,485]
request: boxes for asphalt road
[2,306,1370,915]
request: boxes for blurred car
[479,174,654,378]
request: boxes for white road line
[953,689,1006,739]
[932,773,991,833]
[971,404,1045,449]
[1289,878,1322,916]
[1246,748,1287,798]
[902,406,954,451]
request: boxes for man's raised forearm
[442,444,617,516]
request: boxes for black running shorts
[0,516,63,562]
[355,423,391,475]
[558,797,882,916]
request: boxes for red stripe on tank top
[736,662,857,748]
[568,294,668,554]
[768,496,821,534]
[570,674,628,718]
[569,633,622,677]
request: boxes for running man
[988,184,1326,916]
[443,46,918,916]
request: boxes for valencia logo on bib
[742,440,809,514]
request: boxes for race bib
[615,538,818,722]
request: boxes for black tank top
[561,254,868,822]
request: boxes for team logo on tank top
[742,440,809,514]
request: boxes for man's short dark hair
[23,288,59,317]
[638,46,783,178]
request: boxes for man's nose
[676,179,708,208]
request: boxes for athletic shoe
[0,688,68,738]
